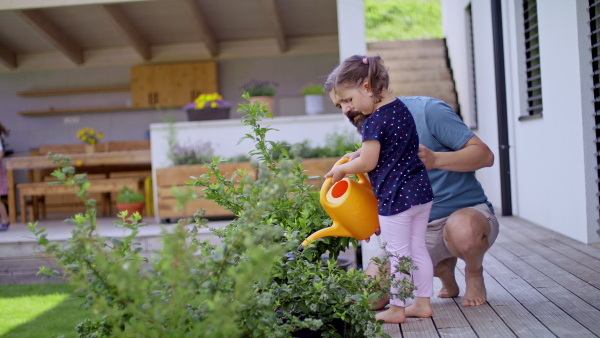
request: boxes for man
[335,94,497,307]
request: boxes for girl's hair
[324,55,389,103]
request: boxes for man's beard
[347,110,367,134]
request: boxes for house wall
[0,52,339,157]
[442,0,599,243]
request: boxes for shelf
[17,85,131,97]
[18,106,145,116]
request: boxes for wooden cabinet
[131,61,218,108]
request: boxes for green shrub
[365,0,442,42]
[30,93,414,337]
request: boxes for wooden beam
[182,0,218,57]
[16,9,84,65]
[0,41,17,70]
[0,0,152,11]
[100,4,151,61]
[261,0,286,52]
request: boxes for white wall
[442,0,599,243]
[442,0,502,214]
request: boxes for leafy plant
[191,93,401,336]
[241,79,278,97]
[301,84,324,95]
[271,129,360,160]
[28,94,415,337]
[169,141,215,166]
[115,186,145,203]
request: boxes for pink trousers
[379,201,433,307]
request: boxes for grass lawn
[0,282,93,338]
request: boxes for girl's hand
[342,149,361,161]
[324,165,346,185]
[364,226,381,243]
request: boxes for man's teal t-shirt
[400,96,493,222]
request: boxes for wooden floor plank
[499,216,600,261]
[452,265,516,337]
[429,279,477,337]
[490,241,596,336]
[366,215,600,337]
[402,318,438,338]
[474,256,556,337]
[380,322,402,338]
[498,225,600,311]
[500,217,600,273]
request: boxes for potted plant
[301,84,325,115]
[241,79,278,115]
[115,186,145,223]
[76,127,104,153]
[183,92,231,121]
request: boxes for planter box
[299,157,340,190]
[155,162,256,220]
[186,107,230,121]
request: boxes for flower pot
[116,201,145,224]
[249,96,275,115]
[84,144,96,154]
[304,95,324,115]
[186,107,231,121]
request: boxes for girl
[324,55,434,323]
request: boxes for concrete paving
[0,215,357,285]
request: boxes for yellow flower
[77,127,104,145]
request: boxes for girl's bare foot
[371,295,390,310]
[375,305,406,324]
[405,297,432,317]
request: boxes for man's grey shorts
[426,203,499,266]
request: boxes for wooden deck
[380,215,600,337]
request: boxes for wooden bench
[155,162,256,220]
[18,178,143,223]
[27,140,152,218]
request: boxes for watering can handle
[320,157,370,207]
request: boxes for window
[465,3,478,128]
[589,0,600,232]
[522,0,543,117]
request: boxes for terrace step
[367,38,460,114]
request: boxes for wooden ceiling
[0,0,339,72]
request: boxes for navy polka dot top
[362,98,434,216]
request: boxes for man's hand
[418,144,436,170]
[418,135,494,172]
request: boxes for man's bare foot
[375,305,406,324]
[462,267,487,306]
[437,283,459,298]
[434,257,459,298]
[371,296,390,311]
[405,297,432,318]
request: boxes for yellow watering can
[301,158,380,246]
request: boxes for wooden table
[5,150,152,223]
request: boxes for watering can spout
[301,222,353,247]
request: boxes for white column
[337,0,380,268]
[336,0,367,61]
